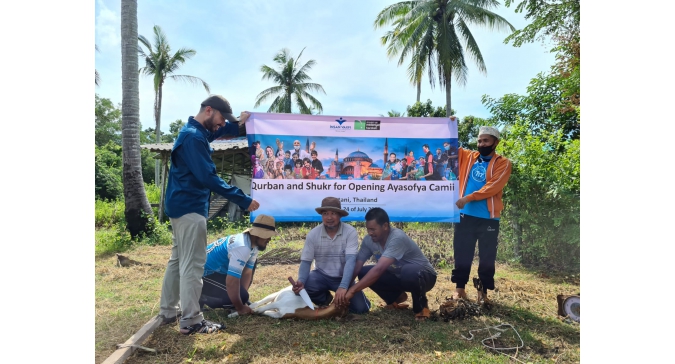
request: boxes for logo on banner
[330,117,352,131]
[354,120,381,131]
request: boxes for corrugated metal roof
[141,137,249,153]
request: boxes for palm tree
[380,110,406,117]
[375,0,515,116]
[95,45,101,86]
[121,0,154,238]
[254,47,326,114]
[138,25,210,185]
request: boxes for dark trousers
[358,264,437,314]
[304,270,371,314]
[451,214,500,291]
[199,268,253,309]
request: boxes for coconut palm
[380,110,406,117]
[375,0,515,116]
[121,0,154,237]
[138,25,210,185]
[254,47,325,114]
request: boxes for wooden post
[220,151,225,179]
[231,153,235,180]
[158,153,168,222]
[101,315,162,364]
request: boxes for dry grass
[95,228,580,364]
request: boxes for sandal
[179,319,224,335]
[415,307,431,322]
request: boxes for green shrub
[95,183,172,255]
[95,222,134,255]
[498,119,580,271]
[95,143,123,201]
[95,199,125,228]
[207,215,252,236]
[95,217,173,256]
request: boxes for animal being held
[229,278,347,320]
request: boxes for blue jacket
[164,117,252,218]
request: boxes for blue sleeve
[208,122,239,142]
[179,136,252,210]
[339,254,356,289]
[298,260,312,284]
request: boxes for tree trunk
[154,85,163,186]
[286,89,292,113]
[416,79,421,103]
[444,69,452,117]
[121,0,154,238]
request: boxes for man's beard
[203,115,217,132]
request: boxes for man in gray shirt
[344,207,437,321]
[290,197,371,314]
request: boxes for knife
[288,276,315,310]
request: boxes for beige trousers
[159,213,207,327]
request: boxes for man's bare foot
[452,288,468,300]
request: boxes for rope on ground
[115,344,157,353]
[461,323,524,351]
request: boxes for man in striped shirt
[290,197,371,314]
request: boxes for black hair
[365,207,390,226]
[422,143,430,149]
[295,159,303,166]
[302,157,311,164]
[311,150,318,156]
[390,152,396,157]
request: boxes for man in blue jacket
[158,95,261,335]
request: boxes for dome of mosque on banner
[344,150,372,162]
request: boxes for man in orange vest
[451,119,512,304]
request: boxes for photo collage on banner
[246,113,460,223]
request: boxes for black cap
[201,95,239,123]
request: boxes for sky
[95,0,556,134]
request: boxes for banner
[245,113,459,222]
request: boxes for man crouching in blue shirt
[199,214,276,316]
[158,95,261,335]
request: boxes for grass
[95,224,580,364]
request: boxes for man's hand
[449,115,457,121]
[455,196,469,209]
[247,199,260,212]
[237,305,254,316]
[239,111,251,124]
[343,288,355,303]
[335,287,349,308]
[291,280,304,295]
